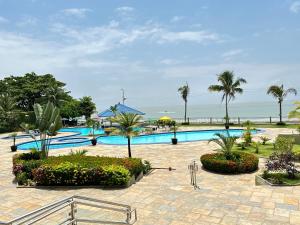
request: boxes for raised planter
[171,138,178,145]
[255,175,300,186]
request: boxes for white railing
[0,195,137,225]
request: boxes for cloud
[61,8,91,18]
[16,16,38,27]
[290,1,300,13]
[158,30,220,44]
[221,49,244,61]
[0,16,8,23]
[115,6,134,13]
[170,16,184,23]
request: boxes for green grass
[233,143,300,158]
[263,173,300,185]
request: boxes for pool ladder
[0,195,137,225]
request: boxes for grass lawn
[262,173,300,185]
[233,143,300,158]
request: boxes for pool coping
[16,128,264,150]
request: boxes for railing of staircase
[0,195,137,225]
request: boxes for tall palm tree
[267,85,297,123]
[178,82,190,123]
[112,113,142,158]
[208,71,247,128]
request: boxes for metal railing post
[270,116,272,124]
[70,201,76,225]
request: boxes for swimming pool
[16,128,259,150]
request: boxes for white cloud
[221,49,244,61]
[290,1,300,13]
[0,16,8,23]
[16,16,38,27]
[158,30,220,44]
[62,8,91,18]
[115,6,134,13]
[170,16,184,23]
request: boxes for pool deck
[1,127,300,224]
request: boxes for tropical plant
[110,104,118,116]
[86,118,100,140]
[170,120,177,139]
[260,136,271,145]
[79,96,96,120]
[288,101,300,125]
[69,149,88,156]
[242,120,254,146]
[209,133,238,159]
[208,71,247,128]
[10,132,17,147]
[32,101,62,158]
[112,113,142,158]
[265,136,298,178]
[0,93,20,131]
[178,82,190,123]
[267,85,297,124]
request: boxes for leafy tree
[0,93,19,131]
[112,113,141,158]
[288,101,300,120]
[32,102,62,158]
[60,98,81,119]
[79,96,96,120]
[208,71,247,128]
[209,133,238,159]
[0,72,70,111]
[267,84,297,123]
[178,82,190,123]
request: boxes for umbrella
[159,116,172,121]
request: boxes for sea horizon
[138,100,297,120]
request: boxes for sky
[0,0,300,111]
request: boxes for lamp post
[121,88,127,104]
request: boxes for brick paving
[0,127,299,224]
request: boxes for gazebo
[98,103,145,118]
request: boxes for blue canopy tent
[98,103,145,117]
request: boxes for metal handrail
[0,195,137,225]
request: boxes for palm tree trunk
[127,137,132,158]
[184,101,187,123]
[279,101,282,123]
[225,94,229,126]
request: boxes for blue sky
[0,0,299,110]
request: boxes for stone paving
[0,127,300,224]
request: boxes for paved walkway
[0,127,300,224]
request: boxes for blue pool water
[59,127,105,136]
[17,128,258,150]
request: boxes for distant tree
[112,113,141,158]
[208,71,247,128]
[267,85,297,123]
[288,101,300,120]
[178,82,190,123]
[60,98,81,119]
[79,96,96,120]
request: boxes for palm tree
[178,82,190,123]
[267,85,297,123]
[209,133,238,159]
[112,113,141,158]
[208,71,247,128]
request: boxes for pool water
[17,128,258,150]
[59,127,105,136]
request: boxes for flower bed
[13,151,150,187]
[200,152,258,174]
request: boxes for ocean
[139,101,297,122]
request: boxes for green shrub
[16,172,29,185]
[13,153,147,187]
[200,152,258,174]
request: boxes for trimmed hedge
[200,152,258,174]
[13,152,149,187]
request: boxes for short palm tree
[178,82,190,123]
[112,113,142,158]
[267,85,297,123]
[209,133,238,159]
[208,71,247,128]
